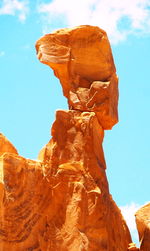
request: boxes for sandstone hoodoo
[0,25,136,250]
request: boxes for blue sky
[0,0,150,244]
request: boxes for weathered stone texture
[0,113,131,250]
[0,25,134,250]
[36,25,118,130]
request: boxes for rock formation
[0,25,137,250]
[0,133,18,156]
[135,203,150,251]
[36,25,118,130]
[128,243,139,251]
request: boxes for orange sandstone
[128,243,139,250]
[36,25,118,130]
[135,203,150,251]
[0,133,18,156]
[0,114,131,250]
[0,25,133,250]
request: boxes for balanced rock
[36,25,118,129]
[135,203,150,251]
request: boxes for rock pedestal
[0,25,133,250]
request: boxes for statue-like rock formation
[135,203,150,251]
[36,25,118,130]
[0,25,134,250]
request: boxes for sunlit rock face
[0,25,134,250]
[135,203,150,251]
[0,133,18,156]
[36,25,118,130]
[128,243,139,250]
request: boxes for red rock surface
[0,25,133,250]
[135,203,150,251]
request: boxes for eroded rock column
[0,25,132,251]
[35,25,131,250]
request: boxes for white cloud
[0,0,29,22]
[37,0,150,43]
[120,202,140,232]
[120,202,141,245]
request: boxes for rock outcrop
[135,203,150,251]
[0,25,134,250]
